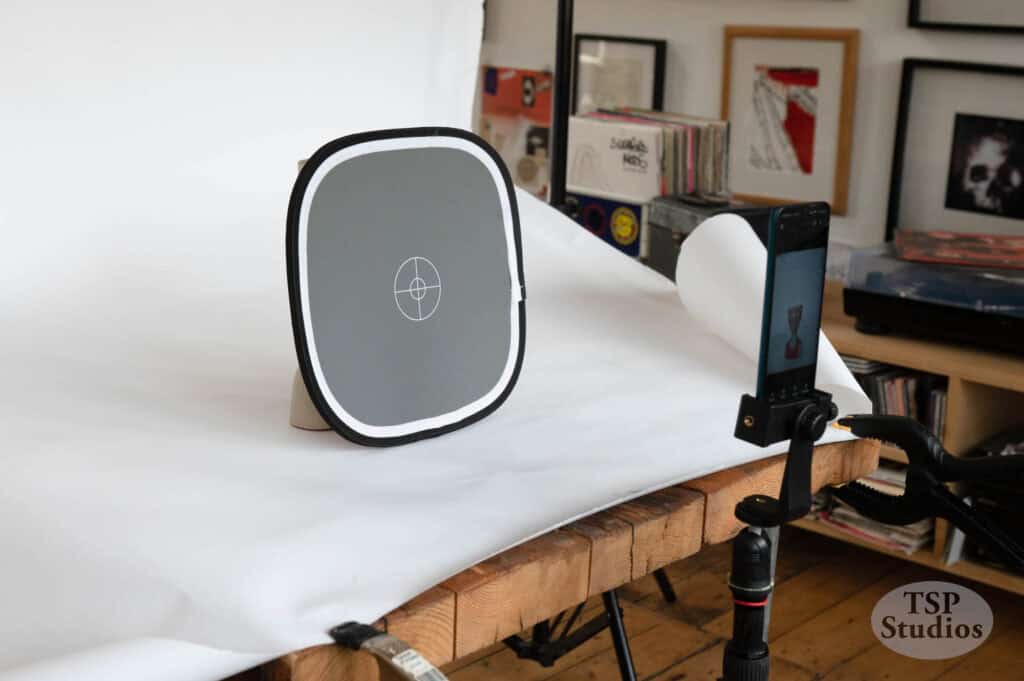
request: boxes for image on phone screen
[757,203,829,403]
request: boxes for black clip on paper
[733,389,839,527]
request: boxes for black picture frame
[571,34,666,115]
[886,58,1024,241]
[908,0,1024,35]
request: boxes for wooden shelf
[817,282,1024,594]
[793,517,1024,597]
[822,283,1024,394]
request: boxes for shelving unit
[800,283,1024,596]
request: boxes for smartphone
[755,202,830,403]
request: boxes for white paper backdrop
[0,4,867,680]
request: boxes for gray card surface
[291,130,525,445]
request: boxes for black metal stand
[723,390,838,681]
[653,567,677,603]
[504,601,604,667]
[604,590,638,681]
[549,0,573,212]
[504,587,639,680]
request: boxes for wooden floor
[438,527,1024,681]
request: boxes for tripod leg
[602,590,638,681]
[653,568,677,603]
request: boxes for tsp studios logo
[871,581,993,659]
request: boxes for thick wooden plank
[382,586,456,666]
[566,486,704,597]
[264,646,379,681]
[262,592,450,681]
[686,438,879,545]
[442,530,591,659]
[565,510,633,596]
[269,440,873,680]
[612,486,705,580]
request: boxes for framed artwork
[721,26,859,214]
[572,34,666,115]
[909,0,1024,34]
[887,59,1024,241]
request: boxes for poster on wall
[887,59,1024,240]
[722,26,859,215]
[478,66,553,199]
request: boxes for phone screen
[756,203,829,403]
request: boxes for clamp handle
[836,414,1024,572]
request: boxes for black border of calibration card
[755,202,830,404]
[286,127,527,447]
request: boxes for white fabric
[1,3,869,679]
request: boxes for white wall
[480,0,1024,247]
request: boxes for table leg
[602,589,638,681]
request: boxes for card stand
[290,369,330,431]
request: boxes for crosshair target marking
[394,257,441,321]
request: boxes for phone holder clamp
[733,389,838,528]
[723,389,837,681]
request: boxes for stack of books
[840,355,947,437]
[812,464,934,555]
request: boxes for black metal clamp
[834,415,1024,572]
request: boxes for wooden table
[264,438,879,681]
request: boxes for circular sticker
[610,206,639,246]
[581,204,607,236]
[871,581,993,659]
